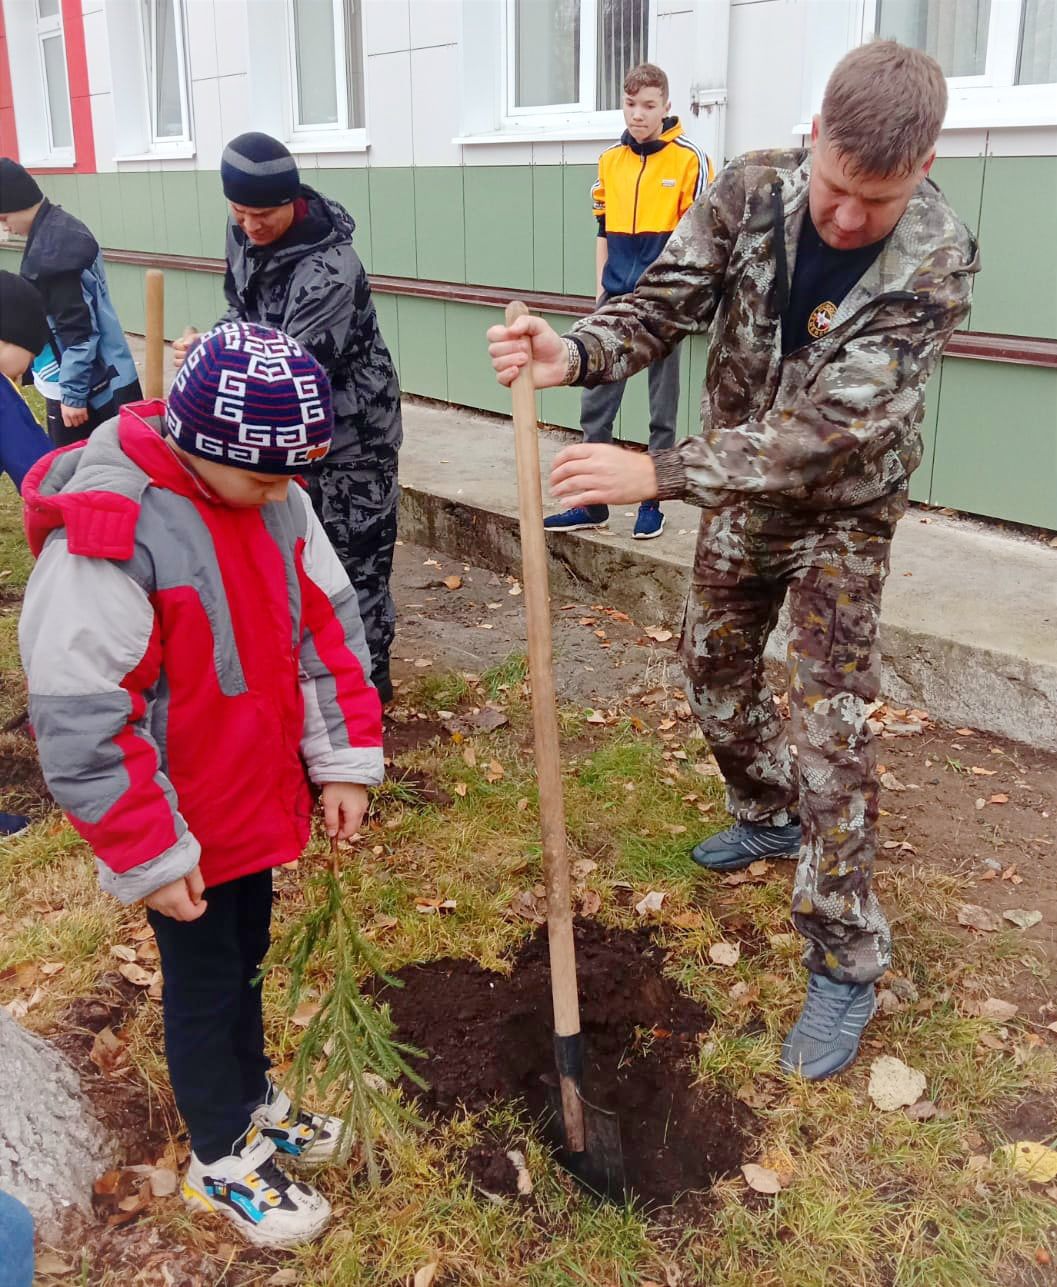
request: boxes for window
[140,0,191,144]
[873,0,1057,89]
[508,0,651,117]
[288,0,365,134]
[34,0,73,155]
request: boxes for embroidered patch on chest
[807,301,837,338]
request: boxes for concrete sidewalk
[398,398,1057,749]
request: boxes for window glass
[596,0,649,111]
[515,0,580,108]
[293,0,340,126]
[41,33,72,149]
[1017,0,1057,83]
[876,0,991,77]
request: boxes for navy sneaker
[780,974,877,1080]
[691,820,802,871]
[543,505,609,532]
[633,501,665,539]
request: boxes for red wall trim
[59,0,95,173]
[82,247,1057,372]
[0,6,19,160]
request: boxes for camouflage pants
[306,456,398,687]
[680,504,897,985]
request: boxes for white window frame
[136,0,193,151]
[863,0,1057,128]
[33,0,74,165]
[285,0,367,152]
[500,0,657,137]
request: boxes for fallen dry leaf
[906,1099,938,1121]
[741,1163,782,1194]
[722,859,771,887]
[413,1263,439,1287]
[1003,908,1043,930]
[453,782,468,797]
[957,903,1003,933]
[516,796,529,811]
[579,889,602,916]
[643,626,674,642]
[996,1141,1057,1184]
[485,760,505,783]
[970,766,998,776]
[415,898,458,916]
[969,997,1019,1021]
[291,1000,321,1027]
[89,1026,127,1075]
[444,707,509,736]
[148,1167,179,1198]
[110,944,137,962]
[117,962,153,987]
[635,890,667,917]
[39,961,65,976]
[671,911,706,930]
[709,941,741,967]
[35,1251,73,1276]
[572,859,597,879]
[880,772,906,792]
[989,793,1009,805]
[442,575,462,591]
[506,1148,533,1196]
[462,745,477,768]
[585,710,607,725]
[868,1056,927,1111]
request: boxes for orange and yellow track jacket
[593,116,714,297]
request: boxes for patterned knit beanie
[166,323,333,474]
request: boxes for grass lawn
[0,397,1054,1285]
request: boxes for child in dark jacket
[19,322,384,1248]
[0,271,52,493]
[0,158,142,447]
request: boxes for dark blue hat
[220,133,300,209]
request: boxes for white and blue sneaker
[780,973,877,1080]
[182,1126,330,1248]
[251,1082,349,1170]
[632,501,665,539]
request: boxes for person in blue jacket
[0,269,53,839]
[0,158,141,447]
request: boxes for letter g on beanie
[166,323,333,474]
[220,133,300,208]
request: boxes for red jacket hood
[23,401,227,559]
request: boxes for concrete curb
[396,400,1057,749]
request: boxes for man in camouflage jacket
[488,42,979,1080]
[176,133,401,700]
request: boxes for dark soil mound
[378,920,757,1208]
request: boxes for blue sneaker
[0,812,29,837]
[691,820,802,871]
[780,974,877,1080]
[633,501,665,539]
[544,505,609,532]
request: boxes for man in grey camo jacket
[488,42,979,1081]
[176,133,401,701]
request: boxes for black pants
[46,378,143,448]
[148,868,273,1164]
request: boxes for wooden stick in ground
[144,269,165,400]
[505,300,586,1153]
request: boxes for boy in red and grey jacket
[19,322,382,1249]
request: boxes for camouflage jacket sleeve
[652,258,973,507]
[278,248,363,371]
[566,160,744,381]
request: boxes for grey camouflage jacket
[567,148,980,518]
[221,187,401,465]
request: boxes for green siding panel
[562,164,598,298]
[369,168,417,278]
[318,169,372,270]
[907,363,942,505]
[445,302,511,416]
[118,172,155,252]
[374,293,400,376]
[396,295,447,400]
[413,168,465,284]
[196,171,231,258]
[162,270,190,342]
[74,172,104,249]
[929,157,984,236]
[184,271,226,334]
[532,166,564,294]
[94,174,126,250]
[971,156,1057,340]
[463,166,533,290]
[159,171,204,259]
[537,311,583,431]
[930,358,1057,528]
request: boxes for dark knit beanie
[220,133,300,208]
[0,158,44,215]
[166,323,333,475]
[0,271,50,354]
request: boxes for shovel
[505,300,627,1201]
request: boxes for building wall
[1,0,1055,528]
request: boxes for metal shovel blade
[545,1079,627,1202]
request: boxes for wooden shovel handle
[506,301,585,1152]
